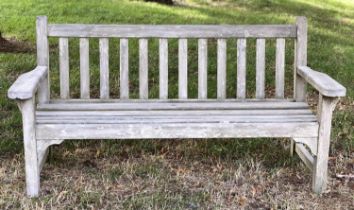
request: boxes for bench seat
[35,101,319,140]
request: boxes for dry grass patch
[0,139,353,209]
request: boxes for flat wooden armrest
[8,66,48,100]
[297,66,346,97]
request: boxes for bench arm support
[8,66,48,100]
[297,66,346,97]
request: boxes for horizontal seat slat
[47,24,297,38]
[36,109,313,116]
[36,115,316,125]
[38,101,310,111]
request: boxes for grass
[0,0,353,209]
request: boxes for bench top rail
[48,24,297,38]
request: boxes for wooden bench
[8,16,346,197]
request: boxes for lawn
[0,0,353,209]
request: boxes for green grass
[0,0,353,209]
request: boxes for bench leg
[312,96,338,194]
[18,99,40,197]
[290,139,295,156]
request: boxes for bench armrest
[297,66,346,97]
[8,66,48,100]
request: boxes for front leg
[312,94,339,193]
[17,98,40,197]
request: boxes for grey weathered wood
[178,39,188,99]
[256,39,265,99]
[297,66,346,97]
[217,39,227,99]
[317,94,323,121]
[295,144,314,171]
[139,39,148,99]
[36,115,317,124]
[48,98,295,103]
[37,101,311,111]
[18,99,39,197]
[59,38,69,99]
[36,16,50,103]
[37,139,64,172]
[290,138,295,157]
[312,96,339,193]
[294,17,307,101]
[37,109,313,117]
[120,38,129,99]
[8,66,48,100]
[293,137,317,155]
[237,39,246,99]
[48,24,297,38]
[80,38,90,99]
[275,38,285,98]
[99,38,109,99]
[159,38,168,99]
[36,122,318,140]
[198,39,208,99]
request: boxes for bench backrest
[36,16,307,103]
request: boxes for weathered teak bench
[8,16,346,197]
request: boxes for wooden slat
[120,38,129,99]
[80,38,90,99]
[48,24,297,38]
[36,16,49,104]
[295,17,307,101]
[178,39,188,99]
[198,39,208,99]
[48,98,295,103]
[159,38,168,99]
[37,115,317,124]
[37,109,313,117]
[37,101,311,111]
[99,38,109,99]
[276,38,285,98]
[237,39,247,99]
[256,39,265,99]
[217,39,227,99]
[36,122,318,140]
[139,39,148,99]
[59,38,69,99]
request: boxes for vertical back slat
[36,16,49,103]
[178,39,188,99]
[80,38,90,99]
[59,38,69,99]
[256,39,265,99]
[99,38,109,99]
[217,39,227,99]
[159,38,168,99]
[198,38,208,99]
[120,38,129,99]
[237,39,247,99]
[276,38,285,98]
[295,17,307,101]
[139,39,148,99]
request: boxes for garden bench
[8,16,346,197]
